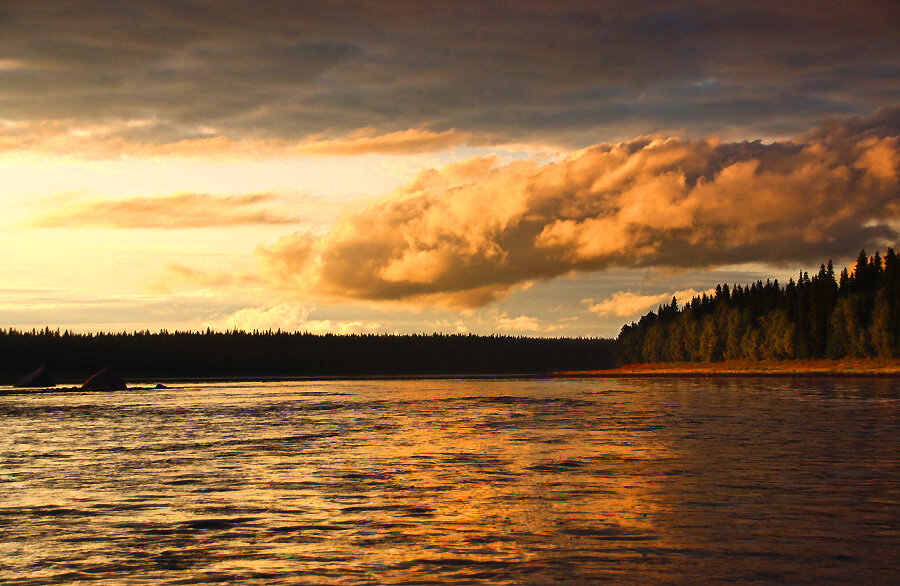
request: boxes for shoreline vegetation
[0,331,617,383]
[618,249,900,364]
[557,358,900,378]
[3,250,897,387]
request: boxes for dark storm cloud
[0,0,897,146]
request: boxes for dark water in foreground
[1,378,898,584]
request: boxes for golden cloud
[0,120,469,158]
[256,107,899,308]
[495,313,542,332]
[145,263,263,297]
[201,304,382,334]
[33,192,298,229]
[293,128,469,155]
[584,288,715,318]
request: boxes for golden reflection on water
[1,378,898,583]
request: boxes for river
[1,377,897,584]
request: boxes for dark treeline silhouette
[0,330,616,383]
[618,249,900,363]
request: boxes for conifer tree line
[617,249,900,363]
[0,330,616,382]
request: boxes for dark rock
[14,366,56,388]
[81,367,127,391]
[155,383,168,389]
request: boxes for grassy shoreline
[557,358,900,377]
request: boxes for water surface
[1,378,897,583]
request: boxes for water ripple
[1,378,897,583]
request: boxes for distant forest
[0,331,616,383]
[4,249,898,383]
[618,249,900,363]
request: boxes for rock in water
[81,367,127,391]
[14,366,56,388]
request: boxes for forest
[0,330,616,383]
[617,249,900,363]
[4,249,898,383]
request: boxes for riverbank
[558,358,900,377]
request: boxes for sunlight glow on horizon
[1,2,896,336]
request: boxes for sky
[1,0,898,337]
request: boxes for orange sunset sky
[1,1,898,336]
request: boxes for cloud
[0,2,896,147]
[584,288,714,318]
[293,129,469,155]
[33,192,298,228]
[495,313,542,333]
[0,291,252,332]
[0,58,25,71]
[149,263,261,295]
[201,304,382,334]
[0,121,470,158]
[257,107,899,307]
[431,319,470,334]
